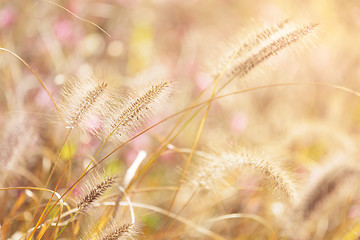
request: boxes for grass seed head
[76,174,119,213]
[103,80,173,143]
[60,76,110,134]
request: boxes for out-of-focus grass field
[1,0,360,239]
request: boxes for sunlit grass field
[1,0,360,239]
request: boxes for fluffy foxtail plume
[296,161,360,220]
[98,223,137,240]
[81,222,137,240]
[76,173,119,213]
[60,76,110,134]
[0,114,38,184]
[103,80,172,143]
[210,20,318,88]
[79,185,138,240]
[211,19,290,77]
[238,19,290,55]
[286,160,360,239]
[189,148,298,202]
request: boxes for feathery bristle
[296,162,360,220]
[285,161,360,239]
[0,114,38,184]
[68,82,108,128]
[190,149,298,202]
[99,223,136,240]
[224,23,317,82]
[240,19,290,53]
[80,221,138,240]
[104,80,172,143]
[212,19,291,77]
[77,175,119,212]
[209,21,317,90]
[60,77,109,133]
